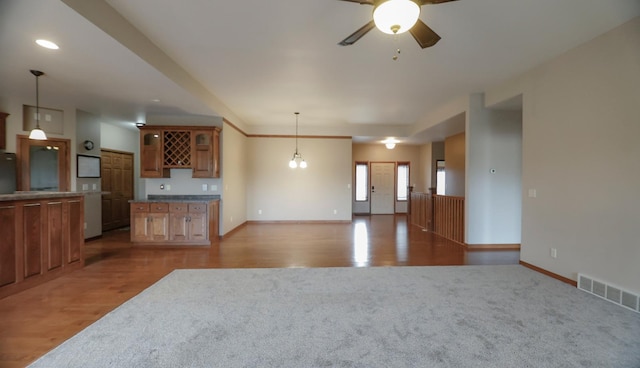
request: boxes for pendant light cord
[295,112,299,154]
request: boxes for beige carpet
[29,265,640,367]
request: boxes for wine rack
[163,131,191,167]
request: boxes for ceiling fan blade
[409,19,441,49]
[338,21,376,46]
[418,0,459,4]
[337,0,375,4]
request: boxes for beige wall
[247,137,352,221]
[221,123,248,234]
[486,16,640,293]
[444,132,465,196]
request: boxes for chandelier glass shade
[288,112,307,169]
[29,69,47,140]
[373,0,420,35]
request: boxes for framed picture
[23,105,64,135]
[77,154,101,178]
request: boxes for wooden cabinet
[130,203,169,243]
[0,204,16,287]
[0,112,8,151]
[130,200,218,246]
[168,203,207,242]
[139,126,220,178]
[140,129,168,178]
[0,195,85,299]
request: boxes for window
[355,162,368,201]
[436,160,445,195]
[397,163,409,201]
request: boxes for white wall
[221,123,248,235]
[465,94,522,245]
[247,137,352,221]
[486,17,640,293]
[76,110,102,238]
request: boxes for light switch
[210,184,217,191]
[202,184,208,191]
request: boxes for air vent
[578,274,639,314]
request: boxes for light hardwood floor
[0,214,519,367]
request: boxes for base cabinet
[0,196,85,299]
[131,201,217,246]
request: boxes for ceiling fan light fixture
[373,0,420,35]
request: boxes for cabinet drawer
[149,203,169,213]
[189,203,207,213]
[131,203,149,213]
[169,203,188,213]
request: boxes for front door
[370,162,395,214]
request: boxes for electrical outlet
[333,209,337,214]
[202,184,208,191]
[550,248,557,258]
[258,210,262,215]
[92,183,97,190]
[210,184,217,191]
[166,184,171,191]
[82,184,88,190]
[230,216,233,223]
[84,222,87,230]
[528,189,537,198]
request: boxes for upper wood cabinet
[140,129,167,178]
[139,126,220,178]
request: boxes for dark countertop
[0,191,87,202]
[130,195,221,203]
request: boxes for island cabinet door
[46,201,64,271]
[66,198,83,265]
[0,204,16,287]
[22,202,42,279]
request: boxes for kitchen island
[0,192,84,299]
[129,195,220,247]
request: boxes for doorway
[16,135,70,191]
[370,162,395,214]
[101,149,134,231]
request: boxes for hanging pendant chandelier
[288,112,307,169]
[28,69,47,140]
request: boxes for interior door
[370,162,395,214]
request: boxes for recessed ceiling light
[35,39,59,50]
[151,99,160,103]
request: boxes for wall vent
[578,274,639,314]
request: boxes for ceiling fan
[338,0,457,49]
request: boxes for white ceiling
[1,0,638,143]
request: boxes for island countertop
[0,191,88,202]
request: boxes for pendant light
[28,69,47,140]
[288,112,307,169]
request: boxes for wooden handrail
[410,192,464,244]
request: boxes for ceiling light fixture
[288,112,307,169]
[35,39,59,50]
[28,70,47,140]
[383,138,399,149]
[373,0,420,35]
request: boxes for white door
[370,162,395,214]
